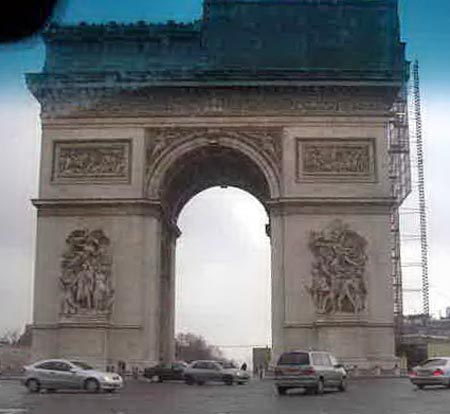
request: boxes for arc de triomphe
[27,0,409,370]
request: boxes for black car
[143,362,188,382]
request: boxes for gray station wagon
[22,359,123,393]
[275,350,347,395]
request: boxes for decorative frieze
[28,81,394,119]
[296,138,376,182]
[60,229,114,320]
[306,220,368,315]
[52,140,131,184]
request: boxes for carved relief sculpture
[297,139,375,181]
[145,127,283,192]
[52,140,131,183]
[60,229,114,318]
[307,220,368,314]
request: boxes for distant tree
[0,329,20,346]
[0,325,32,347]
[175,333,223,362]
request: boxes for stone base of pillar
[31,324,160,372]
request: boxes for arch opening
[159,144,272,223]
[175,186,272,364]
[157,144,274,365]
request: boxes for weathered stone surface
[297,138,376,182]
[59,229,114,318]
[307,220,368,315]
[52,140,131,183]
[28,0,408,372]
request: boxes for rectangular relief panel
[52,139,132,184]
[296,138,377,182]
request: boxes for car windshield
[70,361,94,370]
[219,361,236,369]
[278,352,310,366]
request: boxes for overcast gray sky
[0,1,450,363]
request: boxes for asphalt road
[1,378,450,414]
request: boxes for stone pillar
[30,126,168,370]
[158,221,179,364]
[31,201,166,370]
[268,211,286,363]
[271,119,398,369]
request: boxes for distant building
[445,307,450,319]
[400,315,450,367]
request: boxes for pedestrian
[240,362,247,371]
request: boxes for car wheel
[185,375,195,385]
[237,381,245,385]
[338,377,347,392]
[106,389,116,393]
[277,386,287,396]
[417,384,425,390]
[196,380,205,385]
[315,378,325,395]
[224,376,234,386]
[26,379,41,393]
[84,378,100,393]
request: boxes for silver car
[22,359,123,393]
[409,357,450,389]
[275,350,347,395]
[184,360,250,385]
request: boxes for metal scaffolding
[412,60,430,316]
[389,78,412,341]
[390,60,430,344]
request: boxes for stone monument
[27,0,410,370]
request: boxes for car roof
[31,359,71,365]
[281,350,330,354]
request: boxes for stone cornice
[44,21,201,40]
[26,80,400,119]
[268,197,395,215]
[32,198,182,237]
[32,198,163,217]
[284,321,394,329]
[27,72,405,88]
[33,323,143,330]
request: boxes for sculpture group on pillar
[60,229,114,318]
[307,220,368,315]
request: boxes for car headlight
[102,375,113,381]
[236,372,243,377]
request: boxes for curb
[0,376,23,381]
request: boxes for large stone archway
[27,0,409,371]
[148,131,279,363]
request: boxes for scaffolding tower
[390,60,430,346]
[389,75,412,344]
[412,60,430,316]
